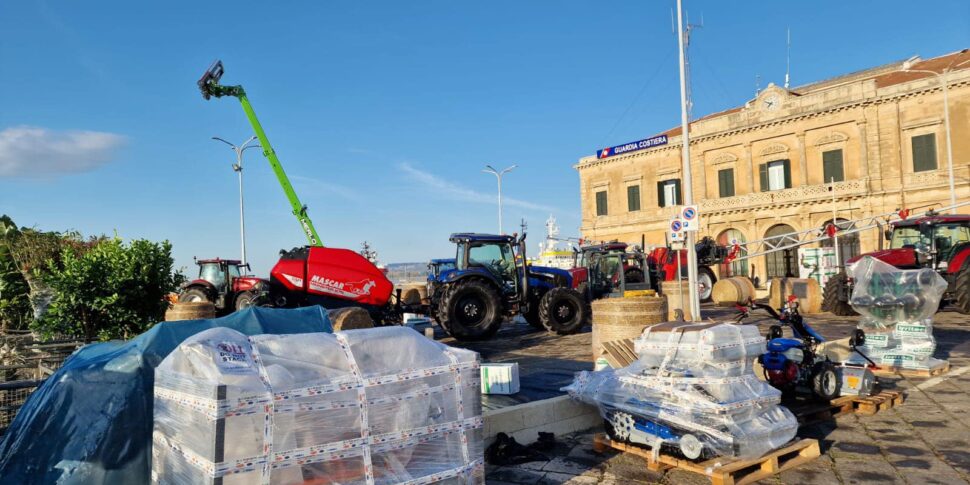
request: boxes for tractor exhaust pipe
[519,233,529,311]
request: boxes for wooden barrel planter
[164,302,216,321]
[327,307,375,331]
[591,296,666,362]
[711,276,757,306]
[769,277,823,314]
[659,279,693,322]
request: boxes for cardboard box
[481,363,520,395]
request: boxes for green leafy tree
[0,216,32,330]
[34,238,183,341]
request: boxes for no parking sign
[681,205,700,231]
[670,217,685,242]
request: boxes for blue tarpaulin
[0,306,333,484]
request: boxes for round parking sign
[682,206,696,221]
[670,220,683,232]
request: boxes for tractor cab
[453,234,521,297]
[571,242,650,300]
[196,259,245,289]
[885,214,970,270]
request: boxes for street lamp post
[482,164,517,234]
[902,57,970,214]
[212,135,260,268]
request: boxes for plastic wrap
[152,326,483,484]
[0,305,333,485]
[565,322,797,460]
[849,257,947,369]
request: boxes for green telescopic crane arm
[197,60,322,247]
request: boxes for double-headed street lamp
[901,56,970,214]
[212,135,260,267]
[482,164,517,234]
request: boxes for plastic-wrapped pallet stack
[848,256,948,371]
[152,326,484,484]
[565,321,797,460]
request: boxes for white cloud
[398,162,558,213]
[0,126,125,177]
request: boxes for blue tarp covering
[0,306,333,484]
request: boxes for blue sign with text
[596,134,668,159]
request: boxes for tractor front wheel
[538,287,590,335]
[439,279,502,341]
[823,272,857,316]
[955,267,970,315]
[697,267,716,303]
[179,287,211,304]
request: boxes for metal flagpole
[676,0,701,320]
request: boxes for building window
[759,159,792,191]
[822,149,844,183]
[595,190,608,216]
[656,179,681,207]
[718,168,735,198]
[912,134,937,173]
[627,185,640,212]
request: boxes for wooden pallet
[872,360,949,378]
[601,339,637,368]
[787,390,905,425]
[593,434,820,485]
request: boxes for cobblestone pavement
[448,306,970,483]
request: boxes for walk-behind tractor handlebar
[197,60,321,246]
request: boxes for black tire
[179,287,211,304]
[822,272,858,316]
[234,291,258,311]
[812,361,841,400]
[538,287,591,335]
[524,303,544,329]
[955,267,970,315]
[624,269,645,284]
[697,266,716,303]
[439,279,503,341]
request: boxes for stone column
[697,152,708,199]
[796,133,808,186]
[856,121,870,190]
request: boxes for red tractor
[179,258,268,313]
[823,211,970,315]
[645,237,727,302]
[568,242,647,300]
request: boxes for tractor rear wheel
[822,272,857,316]
[234,291,258,311]
[538,287,591,335]
[955,267,970,315]
[179,287,211,304]
[439,279,502,341]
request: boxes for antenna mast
[784,27,791,90]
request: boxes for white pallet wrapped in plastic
[565,322,797,460]
[848,257,948,370]
[151,326,484,485]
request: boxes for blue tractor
[431,233,590,340]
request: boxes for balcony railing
[699,178,870,213]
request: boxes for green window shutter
[759,163,768,192]
[657,181,665,207]
[595,191,608,216]
[912,134,937,172]
[673,179,682,205]
[782,159,792,188]
[718,168,734,198]
[627,185,640,212]
[822,150,844,183]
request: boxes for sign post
[675,0,701,320]
[680,205,700,232]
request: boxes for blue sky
[1,1,968,275]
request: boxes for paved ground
[446,304,970,483]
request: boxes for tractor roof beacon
[823,212,970,316]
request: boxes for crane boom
[197,60,322,246]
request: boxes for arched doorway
[764,224,797,279]
[717,229,748,277]
[820,218,860,268]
